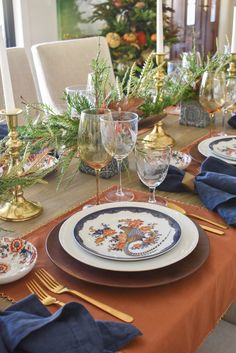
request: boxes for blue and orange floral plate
[0,237,37,284]
[74,206,181,261]
[59,202,199,272]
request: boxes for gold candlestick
[144,54,175,148]
[228,53,236,77]
[0,109,42,221]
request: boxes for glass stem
[95,169,100,205]
[148,187,156,203]
[209,113,215,137]
[116,158,124,197]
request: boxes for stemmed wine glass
[100,111,138,202]
[78,109,113,205]
[199,70,225,136]
[135,143,171,205]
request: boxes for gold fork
[35,268,134,323]
[27,279,65,307]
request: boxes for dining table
[1,113,236,353]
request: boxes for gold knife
[188,213,228,230]
[200,224,225,235]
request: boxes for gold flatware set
[27,268,134,323]
[167,202,227,236]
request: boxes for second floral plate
[74,206,181,261]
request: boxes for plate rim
[208,136,236,161]
[198,135,236,164]
[58,202,199,272]
[73,206,182,261]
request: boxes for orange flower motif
[118,233,127,242]
[116,241,126,250]
[127,219,144,228]
[95,237,104,244]
[103,229,116,237]
[133,243,142,249]
[143,235,156,244]
[140,226,152,232]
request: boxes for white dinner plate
[73,206,181,261]
[59,202,199,272]
[198,135,236,164]
[208,136,236,161]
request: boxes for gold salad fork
[27,279,65,307]
[36,268,134,323]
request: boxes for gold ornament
[123,33,137,43]
[135,2,145,9]
[106,32,121,48]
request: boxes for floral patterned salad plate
[0,237,37,284]
[170,151,192,170]
[198,136,236,164]
[59,202,199,272]
[74,206,181,261]
[209,136,236,161]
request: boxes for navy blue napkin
[228,114,236,128]
[0,294,141,353]
[0,124,8,139]
[158,156,236,227]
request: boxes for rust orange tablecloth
[1,187,236,353]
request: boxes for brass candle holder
[144,54,175,148]
[228,53,236,77]
[0,109,42,221]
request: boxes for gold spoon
[167,202,225,236]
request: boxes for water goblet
[100,111,138,202]
[135,143,171,205]
[65,84,95,117]
[78,108,113,205]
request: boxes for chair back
[0,47,38,112]
[31,36,115,109]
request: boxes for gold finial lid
[143,121,175,148]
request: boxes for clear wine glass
[135,143,171,205]
[199,70,225,137]
[65,84,95,118]
[78,109,113,205]
[100,111,138,202]
[221,76,236,134]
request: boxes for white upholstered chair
[0,47,38,126]
[31,36,115,109]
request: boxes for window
[186,0,196,26]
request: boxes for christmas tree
[90,0,179,75]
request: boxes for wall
[218,0,234,52]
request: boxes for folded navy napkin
[228,114,236,129]
[158,156,236,227]
[0,294,141,353]
[0,124,8,139]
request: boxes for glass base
[148,196,167,206]
[105,189,134,202]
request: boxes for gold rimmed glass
[199,70,225,137]
[78,109,113,205]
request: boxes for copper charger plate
[188,142,206,164]
[46,221,209,288]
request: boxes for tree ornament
[116,9,128,23]
[151,33,157,42]
[136,31,146,46]
[112,0,123,8]
[106,32,121,48]
[123,32,137,43]
[135,2,145,9]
